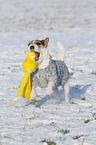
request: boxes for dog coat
[31,57,70,88]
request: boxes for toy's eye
[36,42,41,45]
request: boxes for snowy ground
[0,0,96,145]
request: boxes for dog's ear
[44,37,49,47]
[28,40,33,46]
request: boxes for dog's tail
[57,42,65,61]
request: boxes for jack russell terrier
[28,37,70,103]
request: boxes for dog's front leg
[30,86,37,101]
[46,82,54,96]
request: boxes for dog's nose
[30,45,34,50]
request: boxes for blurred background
[0,0,96,33]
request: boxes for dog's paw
[30,98,35,102]
[30,94,37,102]
[46,89,52,96]
[46,92,52,96]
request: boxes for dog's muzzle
[29,44,40,61]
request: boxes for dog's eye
[36,42,41,45]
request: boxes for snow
[0,0,96,145]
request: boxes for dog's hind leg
[63,80,69,103]
[53,86,59,97]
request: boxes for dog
[28,37,70,103]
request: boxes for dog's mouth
[35,52,40,61]
[29,45,40,61]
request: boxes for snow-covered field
[0,0,96,145]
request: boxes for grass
[73,135,84,140]
[57,129,70,135]
[91,71,96,75]
[84,118,93,123]
[49,122,55,126]
[42,140,56,145]
[3,136,15,141]
[70,102,77,104]
[93,113,96,120]
[81,96,86,100]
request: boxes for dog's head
[28,37,49,62]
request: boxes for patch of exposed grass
[84,119,91,123]
[73,135,84,140]
[70,102,77,104]
[3,135,15,140]
[70,72,74,76]
[78,69,83,73]
[89,105,94,108]
[80,96,86,100]
[12,65,21,68]
[49,122,55,126]
[57,129,70,135]
[84,118,93,123]
[42,140,56,145]
[7,65,21,69]
[91,71,96,75]
[93,113,96,120]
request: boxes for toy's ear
[44,37,49,47]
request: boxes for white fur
[46,82,54,96]
[30,86,37,101]
[57,42,65,61]
[64,79,69,103]
[37,48,50,69]
[30,42,69,103]
[29,44,40,53]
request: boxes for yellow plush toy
[12,51,38,105]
